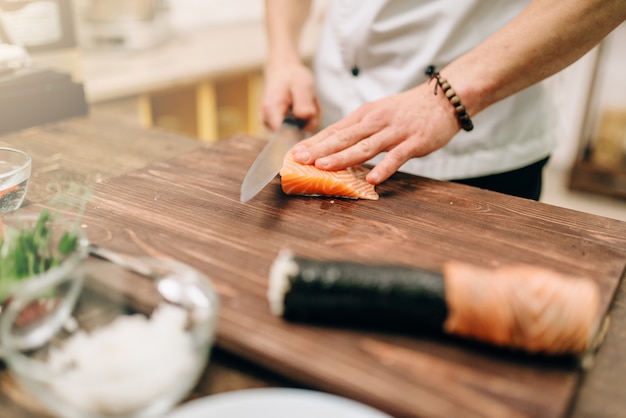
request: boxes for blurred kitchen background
[1,0,625,221]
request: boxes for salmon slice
[442,261,601,355]
[280,150,379,200]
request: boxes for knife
[240,114,307,203]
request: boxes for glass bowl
[0,147,32,214]
[0,249,219,418]
[0,211,89,311]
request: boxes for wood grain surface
[70,135,626,418]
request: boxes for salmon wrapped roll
[268,250,602,356]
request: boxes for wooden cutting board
[77,135,626,418]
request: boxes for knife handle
[283,112,307,130]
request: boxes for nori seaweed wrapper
[276,253,448,332]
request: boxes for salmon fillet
[280,151,379,200]
[442,261,601,355]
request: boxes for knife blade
[240,115,306,203]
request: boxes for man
[261,0,626,199]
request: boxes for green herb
[0,209,79,301]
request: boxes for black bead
[459,115,474,132]
[351,66,360,76]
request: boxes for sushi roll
[268,249,448,332]
[268,250,603,356]
[268,249,447,332]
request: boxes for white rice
[267,249,299,316]
[45,303,198,415]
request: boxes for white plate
[167,388,392,418]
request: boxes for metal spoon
[88,244,214,310]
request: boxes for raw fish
[280,151,379,200]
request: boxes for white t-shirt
[313,0,556,180]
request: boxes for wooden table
[1,114,626,418]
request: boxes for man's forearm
[444,0,626,118]
[265,0,313,65]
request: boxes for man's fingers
[292,116,381,164]
[366,142,416,185]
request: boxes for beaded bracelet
[425,65,474,132]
